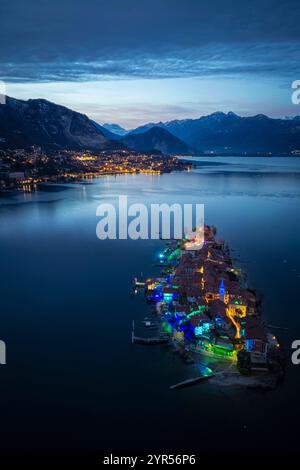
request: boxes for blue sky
[1,0,300,128]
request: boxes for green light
[212,346,234,357]
[167,248,182,262]
[162,322,173,334]
[187,305,206,319]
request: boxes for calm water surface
[0,157,300,451]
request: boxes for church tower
[219,278,225,302]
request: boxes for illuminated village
[135,225,285,389]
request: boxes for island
[133,225,285,391]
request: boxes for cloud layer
[1,0,299,82]
[1,0,300,125]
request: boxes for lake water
[0,157,300,452]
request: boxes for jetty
[133,336,169,345]
[265,324,288,331]
[170,374,215,390]
[133,276,146,287]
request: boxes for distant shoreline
[179,154,300,159]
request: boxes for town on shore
[0,146,191,194]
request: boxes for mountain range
[1,96,300,155]
[125,112,300,154]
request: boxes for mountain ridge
[102,123,128,136]
[121,126,194,154]
[0,96,122,151]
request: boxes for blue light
[195,326,204,336]
[219,278,225,296]
[245,339,255,351]
[163,292,174,302]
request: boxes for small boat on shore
[142,319,159,327]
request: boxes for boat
[142,319,159,327]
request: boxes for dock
[133,276,146,287]
[131,319,168,345]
